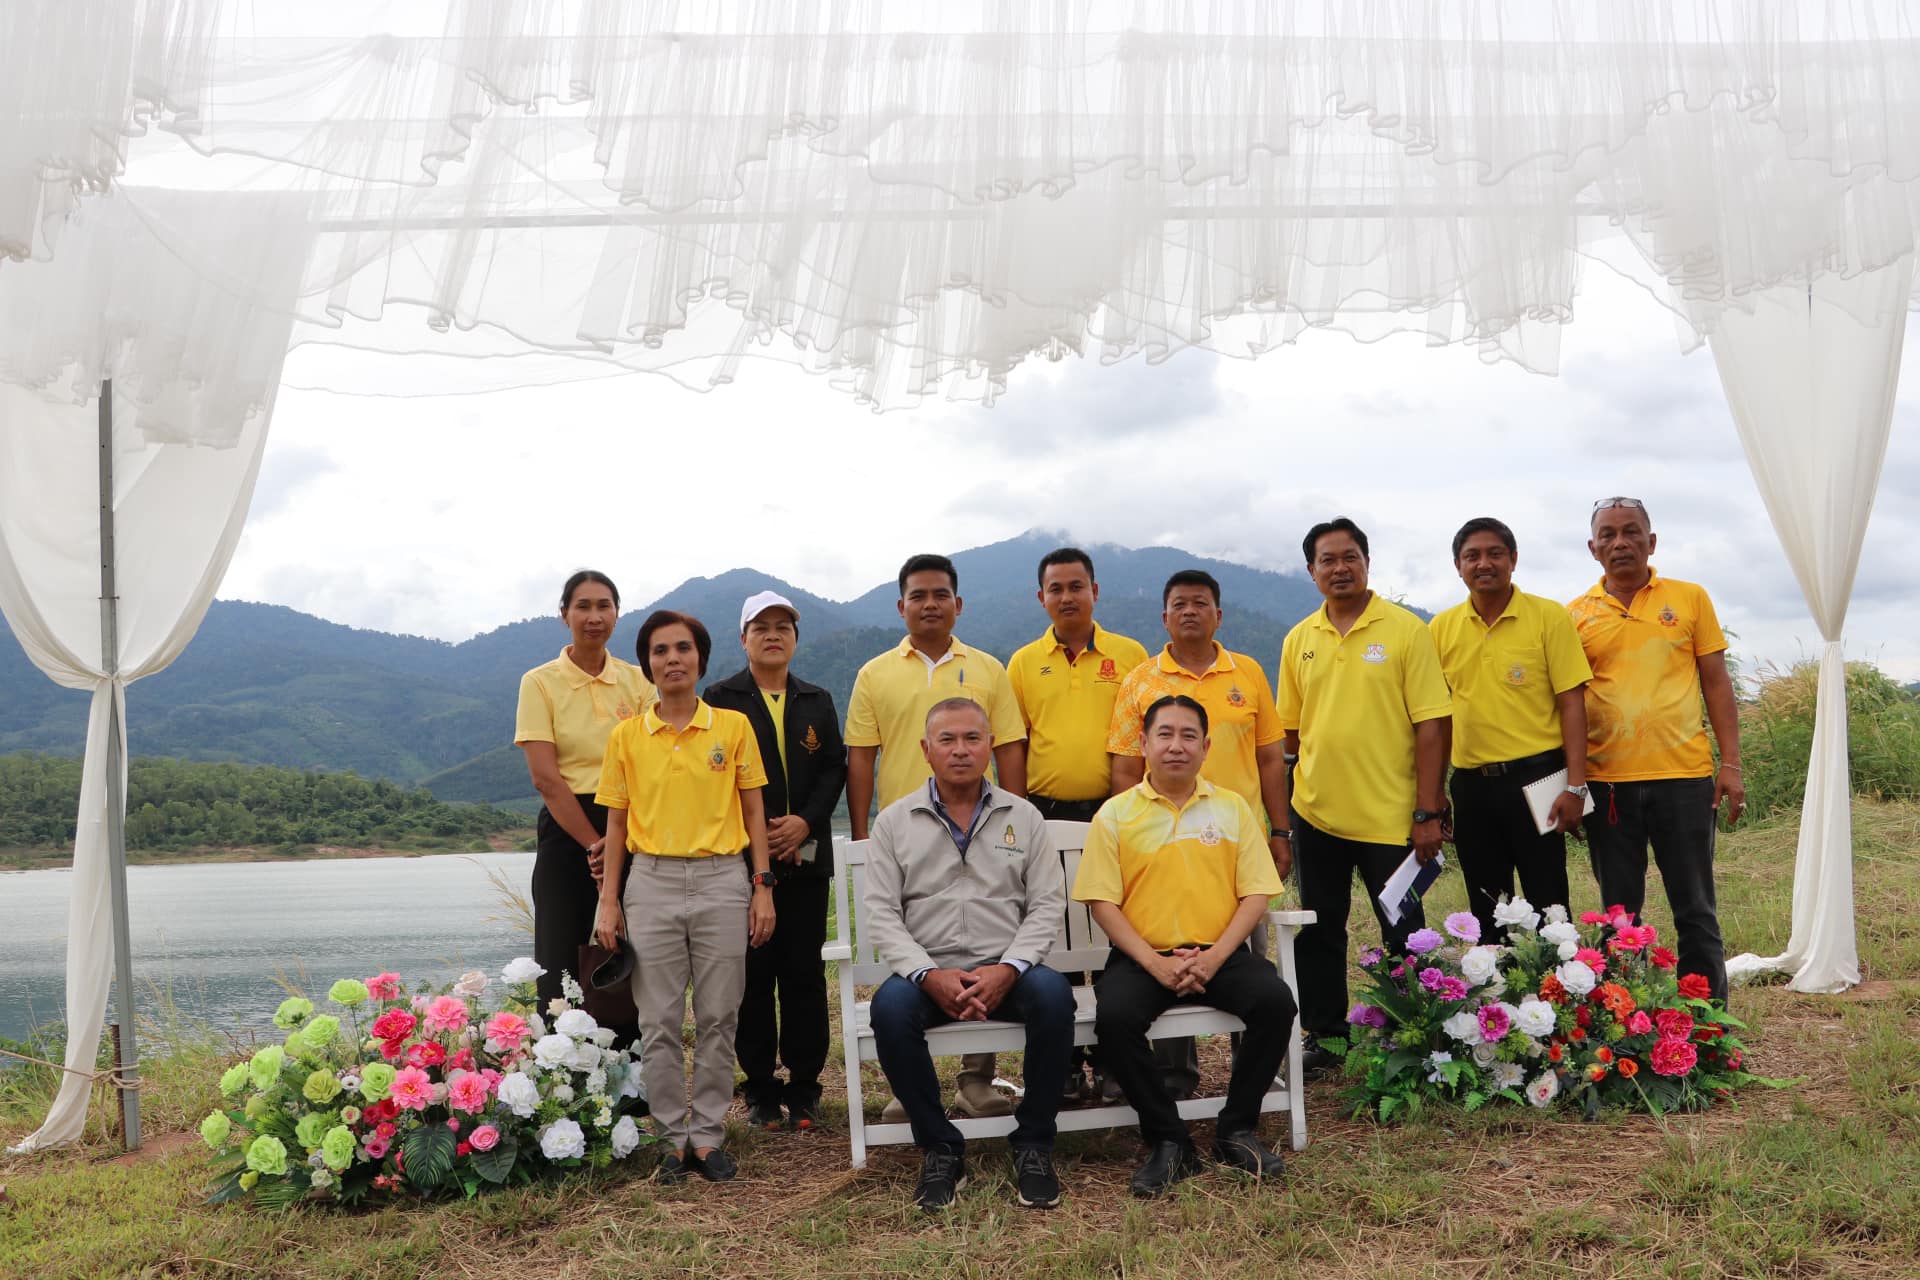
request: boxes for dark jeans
[533,797,640,1046]
[737,876,830,1107]
[1450,756,1572,941]
[869,965,1076,1152]
[1027,795,1104,822]
[1295,813,1423,1039]
[1588,778,1726,1003]
[1092,947,1294,1150]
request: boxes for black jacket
[702,667,848,878]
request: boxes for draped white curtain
[1708,258,1912,995]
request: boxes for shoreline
[0,834,534,873]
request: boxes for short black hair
[897,553,958,597]
[924,696,991,735]
[635,610,712,680]
[1161,569,1221,608]
[1036,546,1095,589]
[1452,517,1517,561]
[560,569,619,612]
[1143,693,1208,736]
[1303,518,1370,567]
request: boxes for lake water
[0,852,537,1049]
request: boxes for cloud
[245,444,337,520]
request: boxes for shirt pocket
[1489,640,1547,690]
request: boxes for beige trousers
[624,853,750,1152]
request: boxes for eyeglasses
[1590,496,1647,514]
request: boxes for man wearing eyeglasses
[1569,499,1744,1004]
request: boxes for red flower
[1650,1038,1699,1076]
[1575,1005,1593,1028]
[371,1008,418,1041]
[370,1098,399,1122]
[1677,973,1712,1001]
[1728,1052,1743,1070]
[1653,1009,1695,1042]
[456,1142,472,1157]
[378,1037,406,1062]
[1649,947,1678,970]
[406,1041,447,1069]
[1694,1022,1725,1042]
[1617,1058,1640,1079]
[1579,911,1608,925]
[449,1049,475,1072]
[1595,1046,1614,1064]
[1569,1027,1587,1043]
[1548,1042,1564,1062]
[375,1121,397,1140]
[1588,1064,1608,1081]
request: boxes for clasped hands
[1144,946,1225,996]
[920,964,1019,1021]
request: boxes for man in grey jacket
[865,697,1075,1213]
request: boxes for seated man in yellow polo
[1075,694,1293,1199]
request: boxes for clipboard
[1522,769,1594,835]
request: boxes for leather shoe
[1300,1045,1345,1079]
[880,1095,908,1124]
[687,1147,737,1183]
[654,1150,690,1185]
[953,1076,1013,1118]
[1212,1129,1285,1178]
[1129,1140,1202,1199]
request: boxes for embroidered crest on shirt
[999,823,1019,851]
[1039,664,1053,676]
[1363,643,1388,664]
[1226,685,1246,707]
[615,703,634,720]
[707,745,728,771]
[1098,658,1118,680]
[1507,665,1526,686]
[1197,821,1222,847]
[801,725,821,752]
[1659,605,1678,627]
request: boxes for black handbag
[577,937,638,1028]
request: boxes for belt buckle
[1478,762,1507,777]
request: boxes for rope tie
[0,1046,140,1088]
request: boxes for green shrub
[1740,661,1920,818]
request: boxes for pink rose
[390,1066,435,1112]
[424,996,471,1034]
[469,1124,501,1153]
[1626,1011,1654,1036]
[1650,1037,1699,1076]
[448,1072,491,1114]
[364,1134,391,1159]
[366,973,403,1001]
[483,1011,531,1048]
[406,1041,447,1069]
[370,1008,417,1041]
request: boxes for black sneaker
[1212,1129,1285,1178]
[786,1096,822,1132]
[1300,1044,1345,1079]
[687,1147,737,1183]
[1011,1147,1061,1209]
[746,1097,786,1130]
[913,1146,968,1211]
[655,1150,691,1185]
[1129,1140,1202,1199]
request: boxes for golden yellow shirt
[1007,623,1151,802]
[594,700,768,856]
[1278,594,1452,845]
[1567,572,1727,782]
[1104,643,1283,820]
[1430,587,1593,768]
[844,635,1027,809]
[1072,778,1282,951]
[513,648,656,793]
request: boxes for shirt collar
[643,698,714,735]
[1138,775,1215,810]
[1155,641,1234,675]
[1586,568,1662,609]
[1045,622,1105,654]
[1309,591,1389,635]
[560,647,620,689]
[1460,588,1525,624]
[895,634,971,663]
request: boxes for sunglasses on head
[1590,497,1647,514]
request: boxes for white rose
[1555,960,1598,997]
[500,957,545,986]
[566,1042,602,1072]
[610,1116,641,1159]
[1471,1042,1499,1066]
[1558,941,1580,961]
[538,1118,586,1161]
[554,1009,598,1039]
[1514,997,1557,1038]
[1491,1061,1527,1090]
[1442,1011,1483,1045]
[1459,946,1500,985]
[1540,922,1580,947]
[1526,1072,1561,1108]
[591,1028,617,1048]
[496,1071,540,1118]
[1492,898,1541,933]
[1482,978,1508,1000]
[1544,905,1570,925]
[453,970,488,999]
[532,1034,575,1070]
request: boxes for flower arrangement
[201,958,653,1206]
[1336,902,1776,1121]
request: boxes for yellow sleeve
[1246,659,1285,747]
[1402,623,1454,724]
[1229,796,1284,898]
[1104,672,1145,757]
[1541,604,1594,695]
[1071,807,1125,904]
[1275,628,1303,730]
[1007,646,1035,727]
[513,671,555,746]
[734,717,768,790]
[983,658,1028,745]
[593,723,630,810]
[844,662,882,747]
[1690,586,1729,657]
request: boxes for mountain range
[0,531,1337,810]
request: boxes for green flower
[218,1063,250,1097]
[358,1062,396,1102]
[272,997,314,1029]
[294,1111,333,1149]
[328,979,371,1008]
[199,1112,232,1150]
[297,1015,342,1057]
[244,1134,289,1177]
[238,1170,259,1191]
[247,1045,286,1091]
[320,1125,356,1172]
[244,1093,271,1120]
[302,1068,343,1105]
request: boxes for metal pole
[98,378,141,1151]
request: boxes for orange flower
[1597,982,1637,1019]
[1595,1046,1614,1064]
[1617,1058,1640,1079]
[1588,1064,1608,1081]
[1540,974,1567,1004]
[1569,1027,1587,1042]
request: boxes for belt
[1029,794,1104,822]
[1475,748,1565,777]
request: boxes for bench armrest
[1267,909,1317,928]
[821,943,854,962]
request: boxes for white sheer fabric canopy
[2,0,1914,1146]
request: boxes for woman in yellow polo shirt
[514,569,654,1028]
[594,610,776,1184]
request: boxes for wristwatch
[750,870,778,888]
[1565,784,1590,800]
[1412,808,1445,825]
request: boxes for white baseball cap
[739,590,800,633]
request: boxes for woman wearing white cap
[703,590,848,1131]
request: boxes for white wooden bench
[822,819,1315,1168]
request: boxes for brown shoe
[954,1053,1013,1118]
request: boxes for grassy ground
[3,804,1916,1280]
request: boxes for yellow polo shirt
[1567,572,1727,782]
[844,635,1027,808]
[1008,623,1151,802]
[1073,778,1282,951]
[513,649,656,793]
[1430,587,1593,768]
[595,700,768,856]
[1105,643,1284,820]
[1278,594,1452,845]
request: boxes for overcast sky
[223,269,1920,680]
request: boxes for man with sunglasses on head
[1569,499,1744,1004]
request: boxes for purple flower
[1444,912,1482,944]
[1358,947,1386,968]
[1418,966,1445,992]
[1346,1004,1388,1029]
[1476,1003,1512,1041]
[1406,928,1444,955]
[1436,976,1469,1001]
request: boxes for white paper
[1522,769,1596,836]
[1378,849,1445,927]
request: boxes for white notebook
[1522,769,1595,835]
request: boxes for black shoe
[687,1147,737,1182]
[746,1097,786,1130]
[655,1150,691,1185]
[786,1096,822,1131]
[1129,1141,1202,1199]
[1011,1147,1061,1210]
[1059,1065,1089,1104]
[913,1146,968,1211]
[1300,1045,1345,1079]
[1212,1129,1285,1178]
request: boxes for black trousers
[1587,778,1726,1004]
[1294,813,1423,1039]
[1449,755,1571,941]
[1092,947,1295,1149]
[532,796,639,1045]
[736,876,831,1105]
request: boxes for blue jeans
[869,964,1075,1153]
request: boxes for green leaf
[252,1175,310,1211]
[470,1136,519,1185]
[1378,1094,1400,1121]
[1463,1090,1486,1112]
[204,1169,249,1206]
[401,1124,457,1192]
